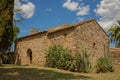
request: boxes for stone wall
[15,27,76,66]
[110,48,120,72]
[73,20,109,66]
[16,32,48,66]
[15,19,109,67]
[47,27,75,49]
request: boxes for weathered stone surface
[110,48,120,64]
[110,48,120,72]
[15,19,109,67]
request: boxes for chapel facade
[15,19,109,66]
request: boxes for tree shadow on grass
[0,66,92,80]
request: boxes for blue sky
[14,0,120,47]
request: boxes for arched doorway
[27,48,32,64]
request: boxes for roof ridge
[18,18,98,40]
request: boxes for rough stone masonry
[15,19,109,67]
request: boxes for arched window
[27,48,32,64]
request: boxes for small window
[64,33,67,37]
[93,43,95,48]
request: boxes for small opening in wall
[64,33,67,37]
[27,48,32,64]
[93,43,96,49]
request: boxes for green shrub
[96,50,113,73]
[75,49,92,73]
[45,44,92,72]
[1,52,15,64]
[44,44,73,70]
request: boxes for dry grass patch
[0,65,120,80]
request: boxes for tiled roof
[18,18,107,40]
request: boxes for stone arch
[27,48,32,64]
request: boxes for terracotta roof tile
[18,18,106,40]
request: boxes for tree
[13,26,20,42]
[0,0,14,65]
[108,20,120,47]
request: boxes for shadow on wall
[15,54,21,65]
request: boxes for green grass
[0,64,120,80]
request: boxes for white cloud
[14,0,35,19]
[63,0,79,11]
[94,0,120,31]
[45,8,52,12]
[77,17,84,21]
[77,5,90,16]
[19,2,35,18]
[62,0,90,16]
[14,0,21,10]
[72,17,84,23]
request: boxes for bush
[96,54,113,73]
[45,44,92,72]
[44,44,73,71]
[75,49,92,73]
[1,52,15,64]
